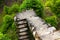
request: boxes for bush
[53,0,60,17]
[45,1,53,7]
[32,0,44,18]
[47,0,60,18]
[0,15,13,33]
[45,0,60,29]
[3,6,9,14]
[19,0,32,12]
[19,0,44,18]
[0,15,18,40]
[45,16,58,28]
[3,4,20,15]
[0,32,11,40]
[2,3,19,40]
[8,4,20,14]
[0,32,3,39]
[3,15,13,23]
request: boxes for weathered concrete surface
[16,10,36,20]
[15,18,35,40]
[14,9,60,40]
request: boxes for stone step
[18,38,30,40]
[17,23,27,26]
[17,24,27,28]
[16,18,26,22]
[22,39,30,40]
[19,36,29,39]
[19,32,28,36]
[19,28,28,32]
[17,21,27,24]
[17,29,28,33]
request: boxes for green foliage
[1,35,11,40]
[45,0,60,29]
[8,4,20,14]
[4,6,9,14]
[2,3,20,40]
[1,0,43,39]
[52,0,60,17]
[19,0,44,18]
[3,0,44,17]
[0,32,3,39]
[3,4,20,15]
[0,15,13,33]
[46,0,60,18]
[3,15,13,23]
[0,15,18,40]
[32,0,44,18]
[11,22,16,31]
[45,16,58,28]
[0,32,11,40]
[19,0,34,12]
[45,1,53,7]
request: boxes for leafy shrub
[3,4,20,15]
[3,15,13,23]
[32,0,44,18]
[53,0,60,17]
[45,0,60,29]
[46,0,60,18]
[2,3,19,40]
[11,22,16,31]
[0,32,3,39]
[3,6,9,14]
[19,0,32,12]
[8,4,20,14]
[0,15,13,33]
[4,0,44,17]
[19,0,44,18]
[0,32,11,40]
[45,16,58,28]
[45,0,53,7]
[0,15,18,40]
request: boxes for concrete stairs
[14,10,60,40]
[16,18,35,40]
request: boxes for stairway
[14,10,60,40]
[16,18,35,40]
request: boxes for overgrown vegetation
[4,4,20,15]
[45,16,58,28]
[0,0,60,40]
[45,0,60,29]
[19,0,44,18]
[0,0,43,40]
[0,4,19,40]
